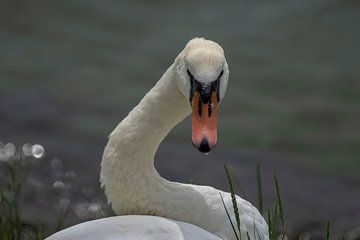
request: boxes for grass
[326,221,330,240]
[221,163,341,240]
[0,161,22,240]
[0,146,75,240]
[0,143,111,240]
[256,163,263,215]
[0,156,48,240]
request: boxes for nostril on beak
[198,138,211,153]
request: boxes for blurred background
[0,0,359,238]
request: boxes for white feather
[47,216,221,240]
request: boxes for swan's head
[175,38,229,154]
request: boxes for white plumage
[47,216,221,240]
[47,38,269,240]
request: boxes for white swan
[47,38,269,240]
[47,216,221,240]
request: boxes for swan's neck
[100,63,269,240]
[101,64,191,213]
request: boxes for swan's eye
[218,70,224,79]
[187,69,194,79]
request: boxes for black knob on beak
[198,138,211,153]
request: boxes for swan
[47,38,269,240]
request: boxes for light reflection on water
[31,144,45,159]
[0,141,110,228]
[22,143,33,157]
[51,158,63,172]
[0,142,45,162]
[4,142,16,157]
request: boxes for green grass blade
[256,163,263,215]
[326,221,330,240]
[219,193,240,240]
[224,164,242,239]
[271,205,278,240]
[267,210,272,237]
[273,170,284,227]
[281,225,288,240]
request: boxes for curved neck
[101,64,192,213]
[110,64,190,169]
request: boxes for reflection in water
[0,141,110,238]
[31,144,45,159]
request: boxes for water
[1,0,359,236]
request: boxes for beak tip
[199,139,211,153]
[193,138,216,154]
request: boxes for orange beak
[191,91,218,153]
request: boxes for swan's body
[47,38,269,240]
[47,216,221,240]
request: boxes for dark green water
[1,0,360,237]
[1,0,359,177]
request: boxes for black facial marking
[219,70,224,78]
[188,69,223,109]
[187,69,193,78]
[215,78,220,102]
[214,70,222,102]
[188,70,197,103]
[208,98,212,117]
[198,96,202,117]
[200,84,211,104]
